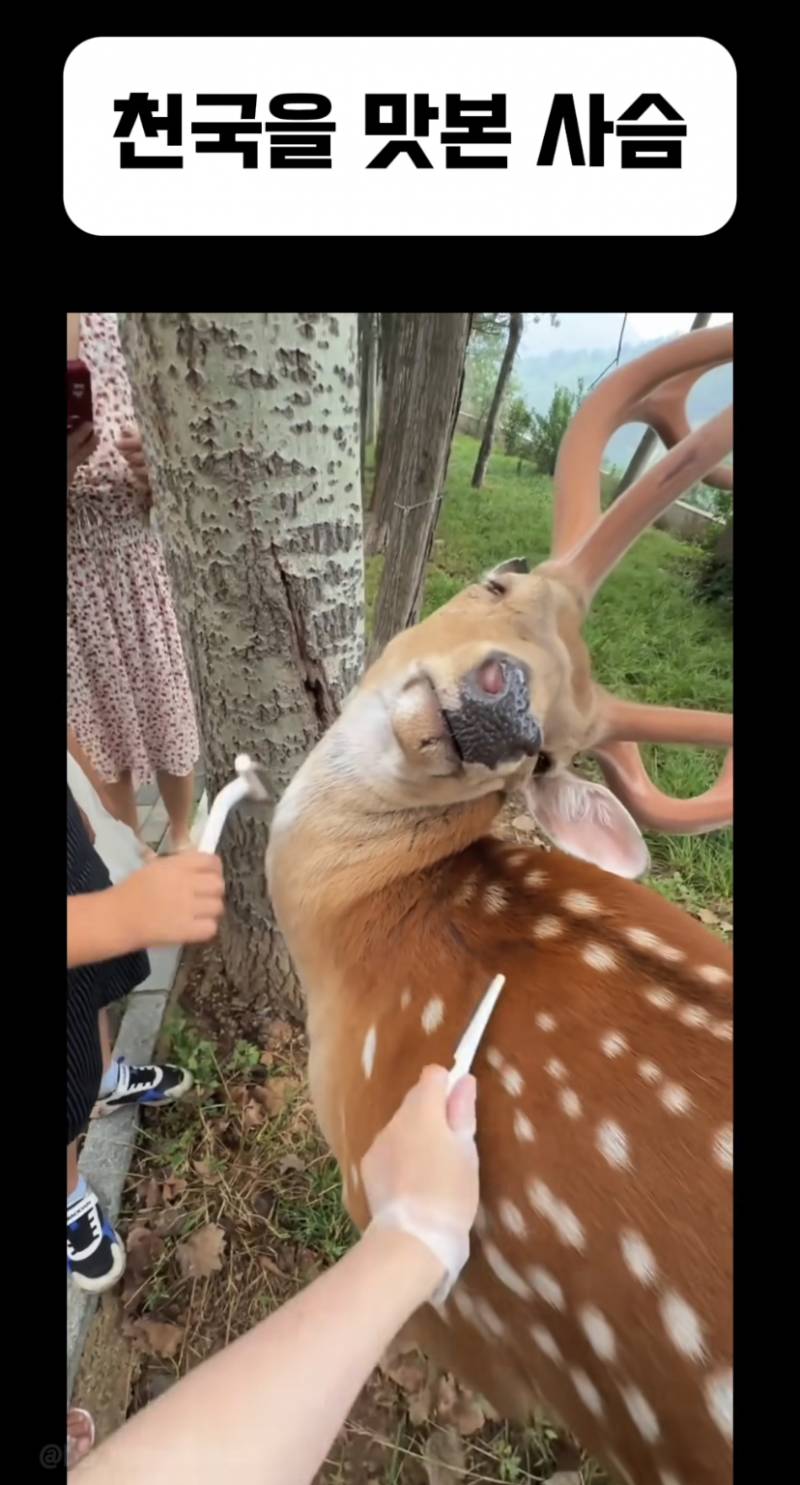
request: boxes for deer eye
[485,578,507,598]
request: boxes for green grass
[366,435,732,911]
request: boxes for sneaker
[67,1187,126,1293]
[92,1057,193,1117]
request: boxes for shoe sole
[90,1067,194,1119]
[69,1237,127,1293]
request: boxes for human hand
[361,1065,479,1302]
[114,852,225,950]
[68,423,97,484]
[116,425,151,497]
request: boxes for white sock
[67,1176,88,1213]
[98,1058,122,1098]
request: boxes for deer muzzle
[442,654,542,768]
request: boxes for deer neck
[267,733,502,994]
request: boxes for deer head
[272,323,732,898]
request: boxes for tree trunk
[471,312,524,489]
[371,313,396,508]
[358,313,378,501]
[119,312,364,1020]
[368,312,471,658]
[610,313,714,502]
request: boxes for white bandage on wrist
[369,1199,470,1305]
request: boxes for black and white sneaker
[67,1187,126,1293]
[92,1057,193,1117]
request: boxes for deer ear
[487,556,530,577]
[523,771,650,880]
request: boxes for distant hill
[514,336,732,470]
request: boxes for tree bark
[119,312,364,1020]
[471,312,524,489]
[370,313,397,507]
[610,313,713,502]
[358,313,378,500]
[368,313,471,658]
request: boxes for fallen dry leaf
[265,1018,294,1049]
[123,1316,184,1359]
[435,1375,485,1436]
[254,1077,300,1116]
[423,1427,467,1484]
[257,1253,286,1279]
[385,1353,429,1396]
[141,1177,161,1209]
[176,1223,226,1279]
[697,907,720,926]
[242,1099,266,1129]
[192,1158,218,1181]
[259,1050,274,1068]
[280,1153,304,1173]
[161,1176,188,1203]
[125,1225,165,1278]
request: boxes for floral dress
[67,313,199,786]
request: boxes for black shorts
[67,787,149,1144]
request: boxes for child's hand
[116,853,225,949]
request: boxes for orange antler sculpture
[543,323,733,834]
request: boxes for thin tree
[471,312,525,488]
[368,313,471,657]
[119,312,364,1020]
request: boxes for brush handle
[446,974,506,1094]
[199,777,250,855]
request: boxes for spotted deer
[267,325,733,1485]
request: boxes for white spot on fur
[678,1003,711,1028]
[505,849,529,867]
[645,987,676,1010]
[527,1179,586,1250]
[559,1087,582,1119]
[524,868,548,888]
[625,927,684,962]
[545,1057,567,1081]
[501,1063,525,1096]
[570,1368,605,1418]
[362,1025,376,1079]
[421,996,445,1034]
[484,883,509,915]
[562,890,601,915]
[475,1296,507,1338]
[620,1229,658,1286]
[400,988,412,1011]
[697,963,731,985]
[483,1240,531,1297]
[620,1382,660,1442]
[638,1059,662,1084]
[660,1290,707,1362]
[579,1304,616,1361]
[704,1367,733,1441]
[526,1265,565,1309]
[601,1031,628,1059]
[452,873,477,907]
[659,1082,692,1115]
[486,1046,503,1071]
[583,943,618,971]
[474,1203,490,1236]
[498,1199,527,1239]
[659,1473,684,1485]
[513,1109,536,1142]
[451,1286,477,1324]
[711,1019,733,1040]
[596,1119,632,1169]
[533,915,563,940]
[535,1012,557,1031]
[713,1123,733,1170]
[531,1323,562,1365]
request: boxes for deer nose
[443,654,542,767]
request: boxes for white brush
[199,754,268,855]
[446,973,506,1094]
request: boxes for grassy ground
[84,435,731,1482]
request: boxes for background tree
[530,380,585,476]
[120,312,364,1021]
[470,312,525,489]
[358,313,379,497]
[368,312,472,656]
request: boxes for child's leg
[67,1140,80,1198]
[101,769,139,834]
